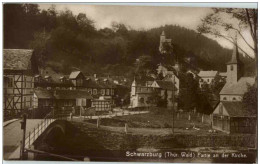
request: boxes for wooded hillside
[4,4,254,78]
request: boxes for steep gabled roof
[227,40,242,65]
[4,49,33,70]
[198,71,218,78]
[222,101,256,117]
[220,77,255,95]
[69,71,83,79]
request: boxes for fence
[176,111,212,125]
[23,112,56,149]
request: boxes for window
[223,97,227,101]
[82,99,86,106]
[76,99,81,106]
[88,89,92,95]
[231,65,234,71]
[106,89,110,95]
[207,79,210,82]
[111,89,114,95]
[8,77,14,87]
[101,89,105,95]
[93,89,97,95]
[232,97,236,101]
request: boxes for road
[4,119,43,159]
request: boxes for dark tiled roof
[34,89,54,99]
[222,101,256,117]
[54,90,92,99]
[84,78,116,89]
[4,49,33,70]
[220,77,255,95]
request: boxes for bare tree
[197,8,257,73]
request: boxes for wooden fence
[176,111,212,125]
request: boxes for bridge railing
[24,111,56,149]
[23,108,71,149]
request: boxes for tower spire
[227,34,240,64]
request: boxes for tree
[76,13,95,36]
[197,8,257,74]
[211,75,226,94]
[179,72,199,111]
[134,55,154,78]
[243,84,257,115]
[4,4,41,48]
[29,31,51,67]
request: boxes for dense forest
[4,4,253,79]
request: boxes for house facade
[130,78,177,109]
[3,49,38,120]
[198,70,218,88]
[212,101,256,134]
[33,89,92,117]
[130,79,155,108]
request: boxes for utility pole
[20,114,27,160]
[172,76,175,134]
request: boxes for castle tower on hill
[159,31,172,54]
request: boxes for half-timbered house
[3,49,38,120]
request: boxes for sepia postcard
[3,2,258,163]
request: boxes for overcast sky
[39,4,255,57]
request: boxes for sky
[39,3,255,57]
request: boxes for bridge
[3,111,70,160]
[4,110,149,161]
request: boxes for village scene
[3,3,257,163]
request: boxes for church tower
[131,78,137,96]
[159,31,166,53]
[226,38,243,84]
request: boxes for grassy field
[85,111,213,135]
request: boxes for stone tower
[159,31,166,53]
[226,38,243,84]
